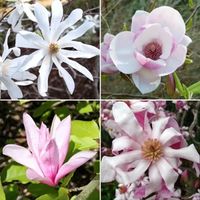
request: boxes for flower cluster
[0,0,99,99]
[3,113,96,186]
[101,101,200,199]
[101,6,191,94]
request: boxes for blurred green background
[101,0,200,99]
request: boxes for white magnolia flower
[84,14,99,33]
[7,0,36,31]
[16,0,99,96]
[0,29,36,99]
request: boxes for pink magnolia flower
[109,6,192,94]
[101,33,118,74]
[3,113,96,186]
[101,102,200,193]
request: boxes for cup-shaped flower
[109,6,192,94]
[101,102,200,193]
[3,113,96,186]
[15,0,99,96]
[101,33,118,74]
[0,29,36,99]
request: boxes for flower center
[119,185,127,194]
[141,139,163,162]
[143,42,162,60]
[49,43,59,54]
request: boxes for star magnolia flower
[101,102,200,192]
[0,29,36,99]
[3,113,96,186]
[7,0,36,31]
[101,33,118,74]
[16,0,99,96]
[109,6,192,94]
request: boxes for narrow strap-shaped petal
[2,29,11,61]
[164,145,200,163]
[52,8,83,41]
[112,102,143,137]
[52,56,75,94]
[156,157,179,191]
[148,165,162,191]
[3,144,43,176]
[23,3,37,22]
[116,159,150,185]
[55,151,96,184]
[38,55,52,97]
[58,53,93,81]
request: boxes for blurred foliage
[101,0,200,99]
[101,101,200,200]
[0,101,100,200]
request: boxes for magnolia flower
[109,6,192,94]
[101,33,118,74]
[3,113,96,186]
[101,102,200,193]
[84,14,100,33]
[0,29,36,99]
[16,0,99,96]
[7,0,36,31]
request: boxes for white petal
[52,8,83,41]
[34,3,50,41]
[52,56,75,94]
[16,31,47,49]
[2,29,11,61]
[148,6,185,42]
[112,102,143,137]
[180,35,192,47]
[132,68,161,94]
[51,0,63,34]
[109,31,141,74]
[131,10,149,33]
[164,145,200,163]
[58,21,94,43]
[59,41,99,56]
[58,53,93,81]
[60,49,96,59]
[149,165,162,190]
[0,76,22,99]
[12,71,37,81]
[38,55,52,97]
[23,4,37,22]
[156,157,179,191]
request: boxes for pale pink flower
[101,102,199,192]
[3,113,96,186]
[173,100,189,111]
[109,6,192,94]
[101,33,118,74]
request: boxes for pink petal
[26,168,55,186]
[132,68,161,94]
[51,115,71,166]
[55,151,96,184]
[50,115,61,136]
[3,144,43,177]
[116,159,150,185]
[164,145,200,163]
[39,140,59,182]
[112,136,140,154]
[109,31,142,74]
[156,157,179,191]
[23,113,40,157]
[131,10,149,33]
[148,165,162,190]
[180,35,192,47]
[112,102,143,137]
[39,123,50,153]
[147,6,185,42]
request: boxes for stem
[0,7,15,23]
[185,4,200,25]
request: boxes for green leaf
[36,187,69,200]
[71,120,99,139]
[188,81,200,94]
[186,18,193,31]
[1,163,30,184]
[0,178,6,200]
[75,176,99,200]
[173,72,184,94]
[71,135,98,150]
[188,0,194,8]
[28,183,57,197]
[54,106,69,119]
[77,102,93,114]
[61,172,74,187]
[33,101,55,117]
[4,184,19,200]
[93,160,100,173]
